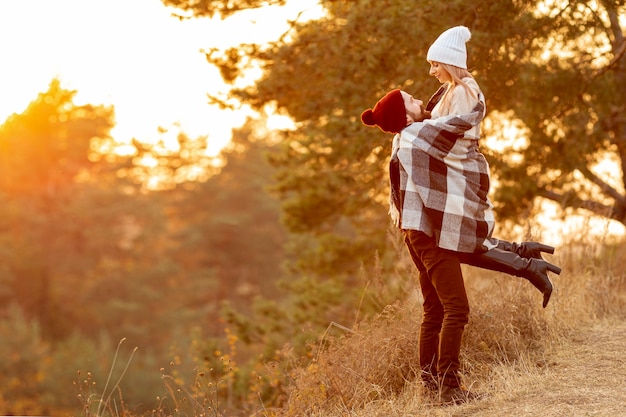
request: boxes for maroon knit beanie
[361,89,406,134]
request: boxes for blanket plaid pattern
[390,97,495,253]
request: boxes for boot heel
[542,286,553,308]
[547,262,561,275]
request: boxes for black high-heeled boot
[458,248,562,308]
[493,239,555,260]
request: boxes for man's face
[401,91,428,123]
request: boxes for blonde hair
[436,63,478,115]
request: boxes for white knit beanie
[426,26,471,69]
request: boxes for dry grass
[276,237,626,417]
[69,233,626,416]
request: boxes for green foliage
[0,305,49,414]
[157,119,291,323]
[0,79,148,341]
[0,80,293,414]
[0,78,113,197]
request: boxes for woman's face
[429,61,452,83]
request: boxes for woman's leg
[457,247,560,308]
[488,237,555,260]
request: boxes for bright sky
[0,0,321,155]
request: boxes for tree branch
[577,166,626,206]
[591,38,626,79]
[539,189,626,225]
[602,0,624,46]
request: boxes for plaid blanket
[390,96,495,253]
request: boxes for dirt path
[454,319,626,417]
[456,322,626,417]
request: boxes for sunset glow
[0,0,322,155]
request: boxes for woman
[413,26,560,404]
[422,26,561,292]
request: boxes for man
[361,88,561,405]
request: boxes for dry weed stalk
[75,338,138,417]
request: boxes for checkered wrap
[390,97,495,253]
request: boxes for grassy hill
[276,240,626,416]
[65,236,626,416]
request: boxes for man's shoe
[439,384,482,406]
[421,371,439,393]
[422,379,438,392]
